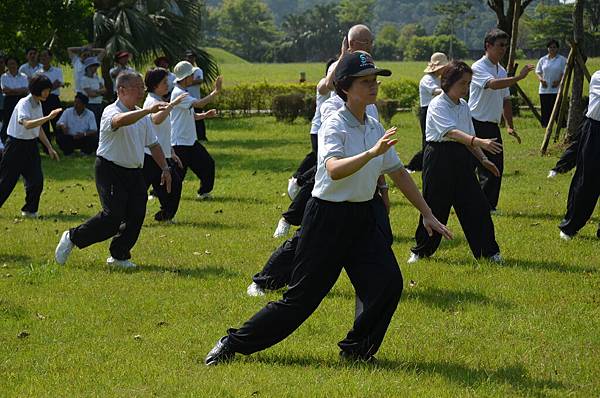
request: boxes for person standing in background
[184,50,208,141]
[39,49,64,140]
[110,51,135,93]
[67,45,106,95]
[1,57,29,143]
[18,48,42,80]
[536,39,567,128]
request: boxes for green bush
[379,78,419,108]
[213,82,315,114]
[272,93,306,123]
[376,99,400,124]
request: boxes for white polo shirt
[144,93,172,158]
[419,73,441,107]
[309,89,332,135]
[18,63,42,79]
[169,84,197,146]
[96,100,158,169]
[426,93,475,142]
[536,54,567,95]
[586,71,600,122]
[469,56,510,124]
[71,55,85,93]
[79,75,104,104]
[40,66,64,96]
[186,68,204,99]
[313,105,404,202]
[319,94,379,126]
[7,94,43,140]
[57,107,97,136]
[1,72,28,92]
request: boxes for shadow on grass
[403,286,513,310]
[497,257,597,274]
[144,220,249,230]
[500,209,562,221]
[394,235,467,250]
[250,354,565,396]
[209,137,298,150]
[180,194,268,205]
[42,212,92,222]
[136,263,240,279]
[0,254,32,265]
[214,152,299,173]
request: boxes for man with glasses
[468,28,534,212]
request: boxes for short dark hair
[6,56,19,65]
[441,60,473,93]
[484,28,510,50]
[334,75,359,101]
[25,47,37,55]
[75,92,89,105]
[40,48,53,57]
[144,68,169,93]
[29,74,53,96]
[547,39,559,48]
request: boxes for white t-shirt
[586,70,600,122]
[79,75,105,104]
[57,107,97,136]
[7,94,43,140]
[309,89,332,135]
[186,68,204,99]
[18,63,42,79]
[1,72,28,92]
[40,66,64,96]
[169,84,197,146]
[468,56,510,124]
[312,105,404,202]
[319,94,379,126]
[144,93,172,158]
[535,54,567,94]
[96,100,158,169]
[71,55,85,94]
[426,93,475,142]
[419,73,441,107]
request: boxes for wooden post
[507,0,520,73]
[554,66,573,142]
[540,47,575,154]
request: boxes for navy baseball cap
[334,51,391,83]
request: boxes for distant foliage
[379,79,419,108]
[213,82,315,114]
[404,35,468,61]
[272,93,306,123]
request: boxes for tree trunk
[486,0,534,65]
[566,0,585,142]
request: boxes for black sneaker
[339,350,376,364]
[205,336,235,366]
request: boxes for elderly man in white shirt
[558,70,600,241]
[468,28,534,212]
[56,93,98,155]
[55,71,172,269]
[206,51,452,366]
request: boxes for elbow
[327,168,343,180]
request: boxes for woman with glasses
[536,39,567,128]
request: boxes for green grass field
[1,111,599,396]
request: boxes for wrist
[481,155,488,162]
[470,136,476,147]
[161,166,170,172]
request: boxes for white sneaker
[547,170,558,179]
[54,231,74,265]
[273,217,291,238]
[196,192,213,200]
[287,177,300,200]
[489,253,503,263]
[106,256,137,269]
[21,211,38,218]
[405,169,416,174]
[148,195,155,201]
[407,252,420,264]
[247,282,265,297]
[559,231,573,241]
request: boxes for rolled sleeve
[17,100,33,123]
[143,116,159,147]
[471,65,494,89]
[382,148,403,174]
[320,119,346,163]
[100,106,119,134]
[427,102,457,139]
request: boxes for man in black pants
[558,70,600,240]
[54,72,172,269]
[468,29,534,211]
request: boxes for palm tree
[93,0,218,96]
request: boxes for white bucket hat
[424,52,450,73]
[174,61,195,81]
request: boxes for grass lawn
[1,112,599,397]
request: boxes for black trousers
[406,106,428,171]
[228,197,402,358]
[41,94,62,137]
[473,119,504,210]
[56,133,97,155]
[293,134,318,185]
[411,142,500,258]
[87,103,103,138]
[552,114,586,174]
[282,178,314,226]
[255,193,393,291]
[173,142,215,195]
[195,119,207,141]
[1,95,25,143]
[69,157,147,260]
[559,118,600,236]
[142,154,183,221]
[540,93,558,128]
[0,137,44,213]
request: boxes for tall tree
[433,0,473,58]
[486,0,535,37]
[337,0,376,30]
[567,0,586,142]
[93,0,219,95]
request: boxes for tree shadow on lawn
[500,209,562,222]
[208,137,300,150]
[180,194,268,205]
[0,253,32,265]
[143,220,249,230]
[213,153,300,173]
[128,263,240,279]
[403,286,513,310]
[495,257,597,274]
[249,354,565,396]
